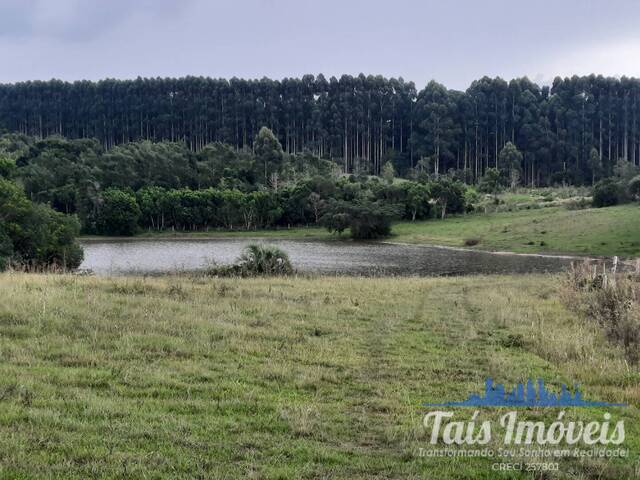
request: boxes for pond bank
[79,204,640,258]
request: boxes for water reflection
[79,238,577,276]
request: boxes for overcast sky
[1,0,639,90]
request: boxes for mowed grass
[392,204,640,257]
[0,273,638,478]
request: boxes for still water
[79,238,577,276]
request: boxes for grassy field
[0,273,637,478]
[392,204,640,257]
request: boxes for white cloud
[536,36,640,81]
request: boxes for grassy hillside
[392,204,640,257]
[0,273,637,478]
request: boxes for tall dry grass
[561,258,640,361]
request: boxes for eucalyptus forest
[2,74,640,184]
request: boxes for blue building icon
[423,378,626,407]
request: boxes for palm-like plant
[236,243,294,276]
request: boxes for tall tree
[498,142,523,188]
[254,127,284,189]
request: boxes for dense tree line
[93,175,466,238]
[2,74,640,184]
[0,129,472,238]
[0,75,414,175]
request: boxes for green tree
[96,189,141,236]
[0,177,83,270]
[137,186,167,230]
[412,81,458,176]
[25,204,84,269]
[0,154,16,179]
[404,182,431,221]
[320,208,351,236]
[478,168,503,197]
[498,142,523,188]
[0,177,29,269]
[254,127,284,188]
[196,142,256,189]
[381,161,395,184]
[308,192,323,223]
[429,177,467,219]
[321,199,400,239]
[348,200,400,239]
[99,141,194,190]
[588,147,602,186]
[251,191,282,228]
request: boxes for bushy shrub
[0,177,83,270]
[238,244,293,275]
[0,155,16,179]
[24,204,84,269]
[209,244,293,277]
[592,178,621,208]
[628,175,640,201]
[320,211,351,235]
[463,187,480,212]
[348,201,399,239]
[477,168,504,195]
[321,199,401,239]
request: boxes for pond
[79,238,578,276]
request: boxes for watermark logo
[423,378,627,408]
[417,378,629,471]
[419,378,627,447]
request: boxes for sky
[1,0,640,90]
